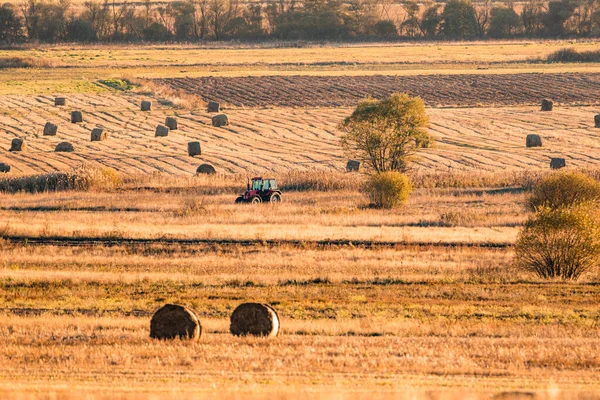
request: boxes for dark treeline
[1,0,600,44]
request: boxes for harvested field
[159,73,600,108]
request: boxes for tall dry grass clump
[278,171,364,192]
[363,171,412,209]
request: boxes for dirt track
[159,73,600,108]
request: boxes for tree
[65,18,97,41]
[339,92,431,173]
[521,0,546,36]
[488,6,522,37]
[441,0,479,39]
[0,4,23,43]
[543,0,577,36]
[421,4,441,37]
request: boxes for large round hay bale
[595,114,600,128]
[207,101,220,113]
[150,304,201,340]
[9,138,25,152]
[346,160,360,172]
[0,163,10,173]
[91,128,108,142]
[188,141,201,156]
[526,134,542,148]
[54,97,67,106]
[212,114,229,127]
[165,117,178,130]
[550,157,566,170]
[141,100,152,111]
[43,122,58,136]
[55,142,74,152]
[230,303,280,337]
[541,99,553,111]
[71,111,83,123]
[196,163,216,175]
[155,125,169,137]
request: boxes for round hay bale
[207,101,220,113]
[91,128,108,142]
[230,303,280,337]
[150,304,201,340]
[55,142,74,152]
[141,100,152,111]
[346,159,360,172]
[541,99,553,111]
[0,163,10,173]
[550,157,566,169]
[188,141,201,156]
[165,117,178,130]
[71,111,83,123]
[196,163,216,175]
[43,122,58,136]
[526,134,542,148]
[9,138,25,152]
[212,114,229,127]
[54,97,67,106]
[155,125,169,137]
[595,114,600,128]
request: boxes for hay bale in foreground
[212,114,229,127]
[526,134,542,148]
[196,163,216,175]
[71,111,83,123]
[54,97,67,106]
[55,142,74,152]
[43,122,58,136]
[141,100,152,111]
[207,101,220,113]
[550,157,566,169]
[230,303,280,337]
[595,114,600,128]
[165,117,178,130]
[541,99,553,111]
[188,141,201,156]
[155,125,169,137]
[91,128,108,141]
[10,138,25,152]
[150,304,201,340]
[346,160,360,172]
[0,163,10,173]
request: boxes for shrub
[65,18,97,42]
[515,205,600,280]
[363,171,412,209]
[546,48,600,63]
[528,172,600,211]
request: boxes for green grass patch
[98,78,138,91]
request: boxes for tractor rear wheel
[251,196,262,204]
[269,193,282,203]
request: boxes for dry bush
[363,171,412,209]
[528,171,600,211]
[0,57,63,69]
[546,48,600,62]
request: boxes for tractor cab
[235,177,282,204]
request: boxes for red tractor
[235,177,282,204]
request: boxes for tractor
[235,177,282,204]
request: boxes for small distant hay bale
[10,138,25,152]
[188,141,201,156]
[492,391,537,400]
[43,122,58,136]
[541,99,553,111]
[150,304,201,340]
[141,100,152,111]
[71,111,83,123]
[165,116,178,130]
[54,97,67,106]
[212,114,229,127]
[595,114,600,128]
[55,142,74,152]
[196,163,216,175]
[230,303,280,337]
[526,134,542,148]
[91,128,108,142]
[346,160,360,172]
[0,163,10,173]
[550,157,566,170]
[207,101,220,113]
[155,125,169,137]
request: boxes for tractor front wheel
[234,196,244,204]
[251,196,262,204]
[269,193,282,204]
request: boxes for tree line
[1,0,600,44]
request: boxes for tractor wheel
[251,196,262,204]
[269,193,282,204]
[234,196,244,204]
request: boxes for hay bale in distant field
[155,125,169,137]
[10,138,25,152]
[207,101,220,113]
[71,111,83,123]
[150,304,201,340]
[230,303,280,337]
[346,160,360,172]
[141,100,152,111]
[0,163,10,173]
[54,97,67,106]
[550,157,566,169]
[541,99,553,111]
[165,117,178,130]
[43,122,58,136]
[212,114,229,127]
[492,391,537,400]
[595,114,600,128]
[91,128,108,141]
[196,163,216,175]
[526,134,542,148]
[188,141,201,156]
[55,142,74,152]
